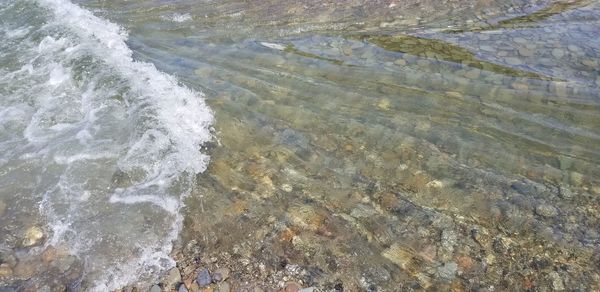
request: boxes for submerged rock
[436,262,458,281]
[196,268,212,287]
[535,204,558,218]
[212,268,230,283]
[22,226,44,247]
[0,263,13,277]
[163,267,182,290]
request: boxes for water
[1,0,599,291]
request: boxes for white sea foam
[4,0,215,290]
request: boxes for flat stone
[436,262,458,281]
[536,204,558,217]
[549,271,565,291]
[505,57,522,65]
[551,49,564,59]
[196,268,212,287]
[22,226,44,247]
[215,282,230,292]
[518,47,535,57]
[284,282,300,292]
[0,264,12,277]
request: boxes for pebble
[212,268,230,283]
[22,226,44,247]
[283,282,301,292]
[281,184,293,193]
[0,263,12,277]
[505,57,522,65]
[41,246,57,263]
[149,285,162,292]
[535,204,558,218]
[394,59,407,66]
[551,49,564,59]
[215,282,230,292]
[549,271,565,291]
[518,47,534,57]
[196,268,212,287]
[299,288,315,292]
[436,262,458,281]
[178,284,189,292]
[163,267,182,289]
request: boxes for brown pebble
[283,282,300,292]
[42,246,57,263]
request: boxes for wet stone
[22,226,44,247]
[196,268,212,287]
[0,263,12,277]
[436,262,458,281]
[549,271,565,291]
[212,268,230,282]
[284,281,301,292]
[505,57,522,65]
[552,49,565,59]
[163,267,182,289]
[178,284,189,292]
[518,47,534,57]
[536,204,558,218]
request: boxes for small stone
[22,226,44,247]
[41,246,57,263]
[0,264,12,278]
[178,284,189,292]
[215,282,230,292]
[551,49,564,59]
[436,262,458,281]
[281,184,293,193]
[284,282,300,292]
[13,261,36,278]
[394,59,407,66]
[535,204,558,218]
[149,285,161,292]
[582,59,597,67]
[299,288,314,292]
[549,271,565,291]
[505,57,522,65]
[567,45,580,52]
[212,268,230,283]
[377,99,391,110]
[518,47,534,57]
[553,82,568,97]
[163,268,182,289]
[196,268,212,287]
[464,69,480,79]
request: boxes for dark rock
[177,284,188,292]
[196,268,212,287]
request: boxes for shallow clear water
[1,0,599,291]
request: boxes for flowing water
[0,0,599,291]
